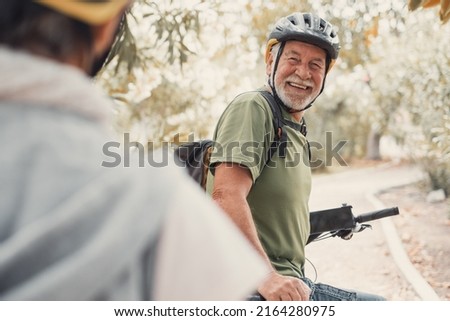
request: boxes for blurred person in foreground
[207,12,385,301]
[0,0,267,300]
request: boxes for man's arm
[212,162,311,301]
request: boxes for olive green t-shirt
[207,91,311,278]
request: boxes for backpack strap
[258,90,288,160]
[257,90,310,164]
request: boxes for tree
[366,8,450,194]
[97,0,222,143]
[98,0,258,145]
[96,0,449,194]
[408,0,450,23]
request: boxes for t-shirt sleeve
[209,93,274,182]
[152,178,269,301]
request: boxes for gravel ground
[305,160,448,300]
[377,182,450,300]
[306,161,423,300]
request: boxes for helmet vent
[304,15,311,28]
[319,20,327,32]
[267,12,340,60]
[288,16,297,25]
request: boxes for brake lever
[336,223,372,240]
[353,223,372,233]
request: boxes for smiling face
[266,41,327,112]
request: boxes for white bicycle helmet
[265,12,340,72]
[265,12,340,112]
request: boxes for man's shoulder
[222,89,272,121]
[232,89,270,107]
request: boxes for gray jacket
[0,47,267,300]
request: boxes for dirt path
[378,183,449,300]
[304,162,445,300]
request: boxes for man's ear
[266,54,273,77]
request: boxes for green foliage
[106,0,206,74]
[408,0,450,23]
[96,0,449,194]
[308,68,374,161]
[367,8,450,194]
[97,0,226,144]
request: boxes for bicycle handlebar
[355,207,399,223]
[307,205,400,244]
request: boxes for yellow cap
[36,0,131,25]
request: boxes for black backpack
[174,90,308,189]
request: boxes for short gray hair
[267,42,282,86]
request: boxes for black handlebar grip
[355,207,399,223]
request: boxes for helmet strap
[269,41,285,89]
[269,47,331,114]
[270,41,313,113]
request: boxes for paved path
[305,162,430,300]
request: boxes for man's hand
[258,271,311,301]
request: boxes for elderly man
[207,12,384,301]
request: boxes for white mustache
[285,77,313,88]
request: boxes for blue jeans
[248,278,385,301]
[302,278,385,301]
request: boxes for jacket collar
[0,46,113,123]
